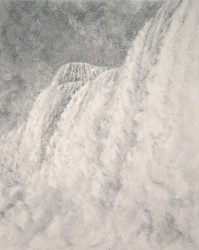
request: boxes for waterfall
[0,1,198,249]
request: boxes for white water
[0,0,199,249]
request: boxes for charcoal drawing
[0,0,198,249]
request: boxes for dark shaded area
[0,0,162,133]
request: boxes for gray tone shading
[0,0,199,250]
[0,0,161,133]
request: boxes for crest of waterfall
[0,0,198,249]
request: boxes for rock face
[0,1,199,250]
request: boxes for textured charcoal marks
[0,63,110,174]
[0,0,164,135]
[0,0,199,249]
[26,62,110,165]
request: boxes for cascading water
[0,0,198,249]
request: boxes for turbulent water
[0,0,199,249]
